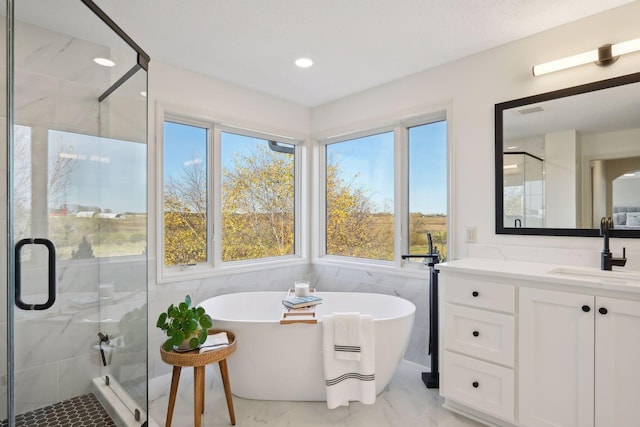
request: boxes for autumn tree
[164,142,393,264]
[326,163,393,260]
[221,144,294,261]
[164,159,207,266]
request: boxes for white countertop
[436,258,640,295]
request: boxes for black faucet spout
[600,216,627,271]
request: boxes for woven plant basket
[160,328,237,367]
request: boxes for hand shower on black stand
[98,332,110,367]
[401,233,441,389]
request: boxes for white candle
[294,281,310,297]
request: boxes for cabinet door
[595,297,640,426]
[519,287,594,427]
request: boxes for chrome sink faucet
[600,216,627,271]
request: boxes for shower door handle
[15,238,57,310]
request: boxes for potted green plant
[156,295,213,351]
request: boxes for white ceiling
[24,0,640,107]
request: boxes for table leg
[194,366,205,427]
[201,366,206,414]
[166,366,181,427]
[219,359,236,425]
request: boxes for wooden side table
[160,329,237,427]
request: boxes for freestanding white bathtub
[199,291,415,401]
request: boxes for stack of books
[282,294,323,309]
[280,291,322,324]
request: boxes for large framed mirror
[495,72,640,237]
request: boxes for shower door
[4,1,149,425]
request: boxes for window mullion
[211,125,222,267]
[395,125,408,266]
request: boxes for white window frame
[157,107,306,283]
[315,110,450,270]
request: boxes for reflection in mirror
[495,72,640,237]
[503,152,544,228]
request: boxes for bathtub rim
[199,291,416,323]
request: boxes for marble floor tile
[148,360,484,427]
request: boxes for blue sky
[327,121,447,214]
[48,130,147,213]
[164,120,447,214]
[409,121,447,214]
[164,122,208,182]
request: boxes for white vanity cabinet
[440,274,516,422]
[519,287,640,427]
[438,259,640,427]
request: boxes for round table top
[160,329,237,367]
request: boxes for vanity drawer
[444,303,514,367]
[443,351,515,422]
[443,276,515,313]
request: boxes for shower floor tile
[0,393,116,427]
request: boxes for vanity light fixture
[94,57,115,67]
[532,37,640,76]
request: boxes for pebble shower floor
[0,393,116,426]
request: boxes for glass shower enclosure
[503,152,545,228]
[2,1,149,425]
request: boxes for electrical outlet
[465,226,476,243]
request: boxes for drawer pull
[599,307,608,315]
[472,330,479,337]
[472,381,479,388]
[581,305,591,312]
[472,291,479,297]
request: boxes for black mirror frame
[495,72,640,238]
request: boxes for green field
[48,212,446,262]
[48,215,147,260]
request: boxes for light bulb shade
[532,49,598,76]
[611,37,640,56]
[533,37,640,76]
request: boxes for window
[163,121,208,266]
[162,116,298,273]
[221,132,295,262]
[325,131,395,260]
[47,130,147,259]
[13,125,147,260]
[407,121,448,260]
[323,117,448,263]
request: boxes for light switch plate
[465,226,476,243]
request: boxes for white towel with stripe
[322,313,375,409]
[333,312,362,361]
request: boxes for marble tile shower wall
[8,258,147,415]
[149,264,430,379]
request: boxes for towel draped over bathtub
[322,312,375,409]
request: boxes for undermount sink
[549,267,640,285]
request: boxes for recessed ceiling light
[140,91,147,97]
[295,57,313,68]
[507,146,517,150]
[94,57,115,67]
